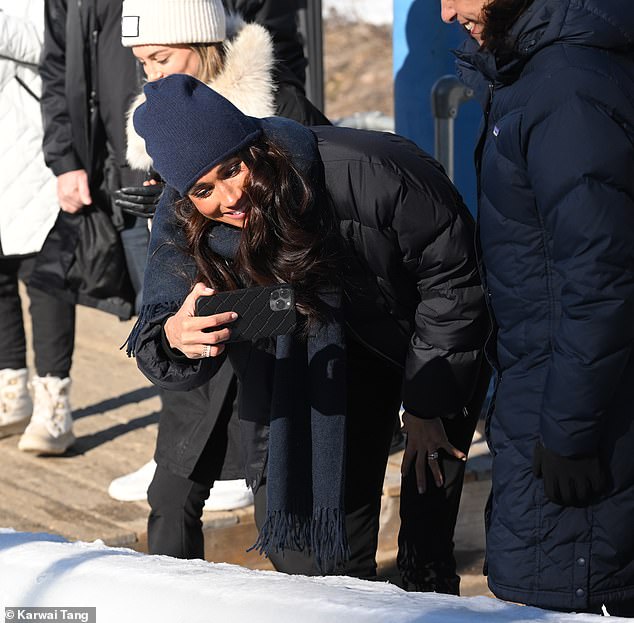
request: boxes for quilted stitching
[196,285,296,342]
[0,0,58,256]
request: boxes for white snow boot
[18,375,75,455]
[0,368,32,439]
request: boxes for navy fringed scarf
[124,119,349,569]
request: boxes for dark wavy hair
[174,136,342,322]
[481,0,535,53]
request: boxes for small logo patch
[493,125,500,137]
[121,15,140,38]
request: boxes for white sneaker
[18,375,74,455]
[108,459,156,501]
[108,460,254,511]
[0,368,32,439]
[204,479,253,512]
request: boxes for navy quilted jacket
[458,0,634,611]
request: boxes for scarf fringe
[121,301,183,357]
[249,507,349,571]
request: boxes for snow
[322,0,393,25]
[0,530,622,623]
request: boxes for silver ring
[201,344,211,358]
[428,451,439,461]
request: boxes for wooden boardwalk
[0,299,492,596]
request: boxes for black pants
[147,339,485,588]
[397,360,489,595]
[397,410,479,594]
[0,255,75,377]
[147,378,239,558]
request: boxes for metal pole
[394,3,481,213]
[297,0,324,112]
[431,75,474,181]
[434,118,455,180]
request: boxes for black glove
[533,440,606,507]
[113,184,163,218]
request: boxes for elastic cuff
[49,152,84,177]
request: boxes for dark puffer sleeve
[317,127,488,420]
[394,163,488,419]
[523,74,634,457]
[134,314,225,392]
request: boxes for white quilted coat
[0,0,58,256]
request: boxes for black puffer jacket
[316,126,487,418]
[133,123,489,481]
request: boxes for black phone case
[195,284,296,343]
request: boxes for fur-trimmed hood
[126,14,276,172]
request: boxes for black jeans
[397,410,479,594]
[0,255,75,377]
[147,379,239,558]
[397,360,489,595]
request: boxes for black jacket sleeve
[40,0,82,176]
[317,128,488,419]
[395,167,488,419]
[135,315,225,392]
[274,81,330,126]
[223,0,307,88]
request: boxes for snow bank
[0,531,619,623]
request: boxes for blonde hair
[190,42,226,83]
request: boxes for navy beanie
[133,74,262,195]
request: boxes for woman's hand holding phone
[164,282,237,359]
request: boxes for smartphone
[195,284,296,343]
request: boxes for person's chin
[469,26,483,44]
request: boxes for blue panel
[393,0,481,214]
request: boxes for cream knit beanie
[121,0,226,47]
